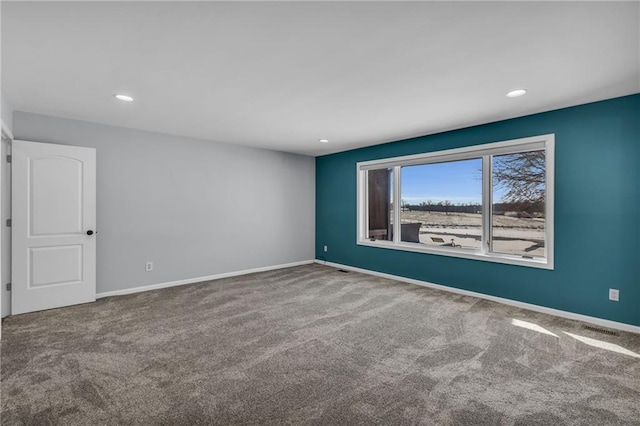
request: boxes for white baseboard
[315,260,640,335]
[96,260,314,299]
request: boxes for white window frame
[356,134,554,270]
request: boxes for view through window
[492,151,546,258]
[366,168,393,241]
[400,159,482,249]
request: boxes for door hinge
[6,154,11,163]
[5,283,11,291]
[5,219,11,227]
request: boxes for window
[400,158,483,249]
[491,151,546,258]
[357,134,554,269]
[366,168,394,241]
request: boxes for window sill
[356,239,553,270]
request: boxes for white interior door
[12,140,96,315]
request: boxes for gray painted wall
[12,112,315,300]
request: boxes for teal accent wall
[316,94,640,326]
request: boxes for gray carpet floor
[2,264,640,425]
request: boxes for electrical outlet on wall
[146,261,153,272]
[609,288,619,302]
[324,245,328,252]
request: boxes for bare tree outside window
[492,151,545,203]
[442,200,452,215]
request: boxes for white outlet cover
[609,288,619,302]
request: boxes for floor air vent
[338,269,349,273]
[582,324,619,336]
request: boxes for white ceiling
[2,1,639,156]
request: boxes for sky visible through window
[401,158,507,205]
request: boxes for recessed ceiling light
[506,89,527,98]
[114,94,134,102]
[319,139,329,143]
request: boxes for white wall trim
[315,259,640,335]
[97,260,314,299]
[1,119,14,141]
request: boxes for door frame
[0,119,13,337]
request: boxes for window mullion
[393,166,401,244]
[481,156,492,254]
